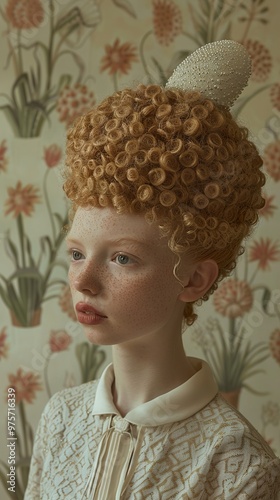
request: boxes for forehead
[68,206,163,245]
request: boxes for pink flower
[270,83,280,112]
[270,329,280,364]
[49,330,72,353]
[249,238,280,270]
[0,327,9,360]
[6,0,44,30]
[263,141,280,182]
[100,38,138,75]
[213,279,253,318]
[56,83,96,128]
[259,194,277,219]
[5,181,40,217]
[262,401,280,426]
[58,285,77,321]
[243,39,272,82]
[8,368,42,404]
[152,0,182,46]
[43,144,62,168]
[0,140,8,173]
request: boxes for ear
[178,260,219,303]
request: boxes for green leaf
[242,353,270,373]
[242,383,269,396]
[24,235,36,267]
[151,58,167,86]
[240,368,266,382]
[46,279,67,289]
[9,267,43,281]
[42,293,59,302]
[112,0,137,17]
[6,282,27,325]
[87,353,106,381]
[56,74,72,93]
[0,283,13,309]
[75,342,105,383]
[12,73,31,108]
[75,342,88,383]
[53,212,66,232]
[219,21,232,41]
[167,51,193,76]
[25,100,49,137]
[5,237,20,267]
[213,0,224,20]
[205,347,222,383]
[39,235,53,257]
[47,259,69,273]
[232,84,272,118]
[0,104,20,136]
[54,8,82,32]
[261,287,275,316]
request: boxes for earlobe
[178,260,219,303]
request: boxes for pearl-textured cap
[165,39,251,108]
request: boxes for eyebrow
[65,236,80,245]
[65,236,152,249]
[109,238,151,248]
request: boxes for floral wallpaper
[0,0,280,498]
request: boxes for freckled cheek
[112,274,180,314]
[68,266,86,296]
[68,268,76,290]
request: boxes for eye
[71,250,83,261]
[115,254,132,265]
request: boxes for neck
[111,329,196,417]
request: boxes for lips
[75,302,107,325]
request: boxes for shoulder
[195,393,275,454]
[210,394,275,450]
[166,394,280,498]
[41,379,99,425]
[193,394,280,496]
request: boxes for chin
[84,328,118,346]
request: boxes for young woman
[25,40,280,499]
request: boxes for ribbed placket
[86,416,136,499]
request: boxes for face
[66,206,191,346]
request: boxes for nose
[71,261,103,296]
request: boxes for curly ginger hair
[64,84,265,324]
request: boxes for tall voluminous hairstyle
[64,84,265,324]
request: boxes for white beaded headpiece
[165,40,251,108]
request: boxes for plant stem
[112,72,118,92]
[44,353,52,399]
[17,30,23,75]
[139,30,153,84]
[17,213,26,267]
[229,317,236,357]
[207,0,216,43]
[19,401,28,456]
[240,3,255,44]
[233,84,272,119]
[46,0,55,94]
[181,30,200,46]
[243,251,249,283]
[248,264,259,286]
[43,169,56,242]
[18,401,29,488]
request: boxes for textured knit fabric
[24,358,280,499]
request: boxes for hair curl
[64,84,265,325]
